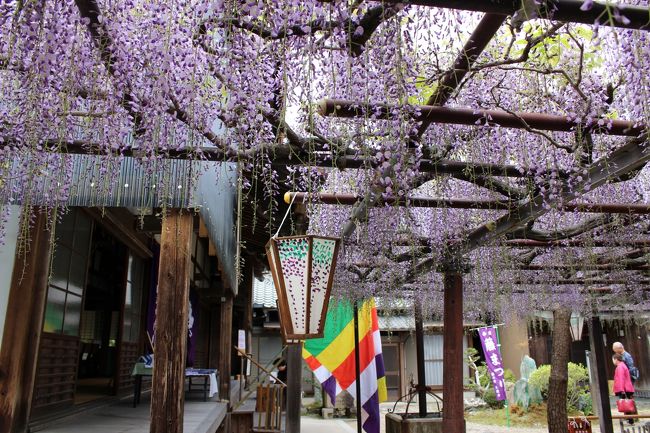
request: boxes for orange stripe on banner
[332,329,376,389]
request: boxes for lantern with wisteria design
[266,235,340,342]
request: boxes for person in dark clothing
[273,358,288,411]
[275,359,287,384]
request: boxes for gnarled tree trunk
[547,308,572,433]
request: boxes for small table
[131,363,219,407]
[185,368,219,402]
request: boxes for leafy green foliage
[483,388,506,409]
[408,76,437,105]
[528,363,592,414]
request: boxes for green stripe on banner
[303,300,354,357]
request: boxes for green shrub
[475,365,516,388]
[576,390,593,415]
[483,388,505,409]
[528,363,592,414]
[528,365,551,399]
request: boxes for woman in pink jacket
[613,353,636,423]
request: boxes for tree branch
[452,173,528,200]
[201,4,400,56]
[508,214,621,242]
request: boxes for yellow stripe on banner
[377,376,388,403]
[316,300,375,372]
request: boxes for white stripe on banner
[348,359,379,433]
[313,365,331,383]
[372,329,382,359]
[312,365,343,396]
[347,356,378,402]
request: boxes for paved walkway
[302,416,356,432]
[340,417,551,433]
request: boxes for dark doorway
[75,225,128,404]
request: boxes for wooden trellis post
[443,271,465,433]
[0,209,52,433]
[150,210,192,433]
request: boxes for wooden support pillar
[547,308,571,433]
[285,203,308,433]
[443,272,465,433]
[286,344,302,433]
[0,209,52,433]
[150,210,192,433]
[218,292,233,401]
[414,300,427,418]
[589,316,613,433]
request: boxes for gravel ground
[335,397,650,433]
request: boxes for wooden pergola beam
[402,284,650,292]
[388,236,650,248]
[415,13,506,134]
[503,239,650,248]
[389,137,650,283]
[515,264,650,271]
[0,138,566,178]
[459,137,650,255]
[285,191,650,214]
[509,280,650,286]
[338,13,506,242]
[366,0,650,31]
[318,99,645,137]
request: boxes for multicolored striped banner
[303,298,387,433]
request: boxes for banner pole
[353,300,363,433]
[494,325,510,428]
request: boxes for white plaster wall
[499,314,530,378]
[0,205,22,352]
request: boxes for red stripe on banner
[371,305,379,332]
[304,354,322,371]
[332,329,375,390]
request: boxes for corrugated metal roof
[195,162,238,292]
[253,276,278,308]
[2,154,196,208]
[378,315,415,331]
[1,154,238,291]
[378,316,484,331]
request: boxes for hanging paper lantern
[266,235,340,342]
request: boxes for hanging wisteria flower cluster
[1,0,650,320]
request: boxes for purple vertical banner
[478,326,506,401]
[186,288,199,367]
